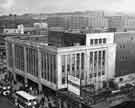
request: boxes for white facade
[57,33,116,91]
[6,32,116,92]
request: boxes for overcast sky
[0,0,135,14]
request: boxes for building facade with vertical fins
[6,32,116,93]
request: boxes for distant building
[108,15,135,32]
[17,23,48,36]
[125,16,135,31]
[114,31,135,77]
[47,16,68,29]
[3,28,18,34]
[47,11,108,33]
[108,15,128,32]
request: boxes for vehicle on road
[0,83,11,96]
[15,90,38,108]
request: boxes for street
[0,95,16,108]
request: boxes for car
[0,85,12,96]
[3,90,10,96]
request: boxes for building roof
[16,91,37,100]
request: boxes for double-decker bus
[15,91,38,108]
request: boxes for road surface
[0,95,16,108]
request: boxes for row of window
[41,52,57,84]
[8,43,57,84]
[119,56,128,61]
[61,50,106,84]
[89,71,105,78]
[61,53,85,84]
[90,38,107,45]
[15,45,24,71]
[26,48,38,77]
[7,43,13,68]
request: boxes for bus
[15,91,38,108]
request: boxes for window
[89,74,92,78]
[103,38,106,44]
[67,64,70,71]
[62,77,65,84]
[102,71,105,75]
[131,37,134,40]
[72,64,75,71]
[99,39,102,44]
[81,53,84,69]
[120,45,122,48]
[94,73,96,77]
[76,53,80,70]
[123,45,125,48]
[95,39,98,44]
[98,72,101,76]
[90,39,94,45]
[62,65,65,72]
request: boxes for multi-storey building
[108,15,128,32]
[108,15,135,32]
[125,16,135,31]
[67,15,88,31]
[0,34,7,79]
[114,31,135,77]
[6,32,116,108]
[0,34,20,80]
[47,11,108,32]
[47,16,68,29]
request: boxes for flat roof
[16,91,37,100]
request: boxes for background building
[47,11,109,33]
[108,15,128,32]
[114,31,135,77]
[108,15,135,32]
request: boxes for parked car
[0,83,11,96]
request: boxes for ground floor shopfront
[56,90,91,108]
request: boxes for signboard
[68,75,80,96]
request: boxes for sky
[0,0,135,14]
